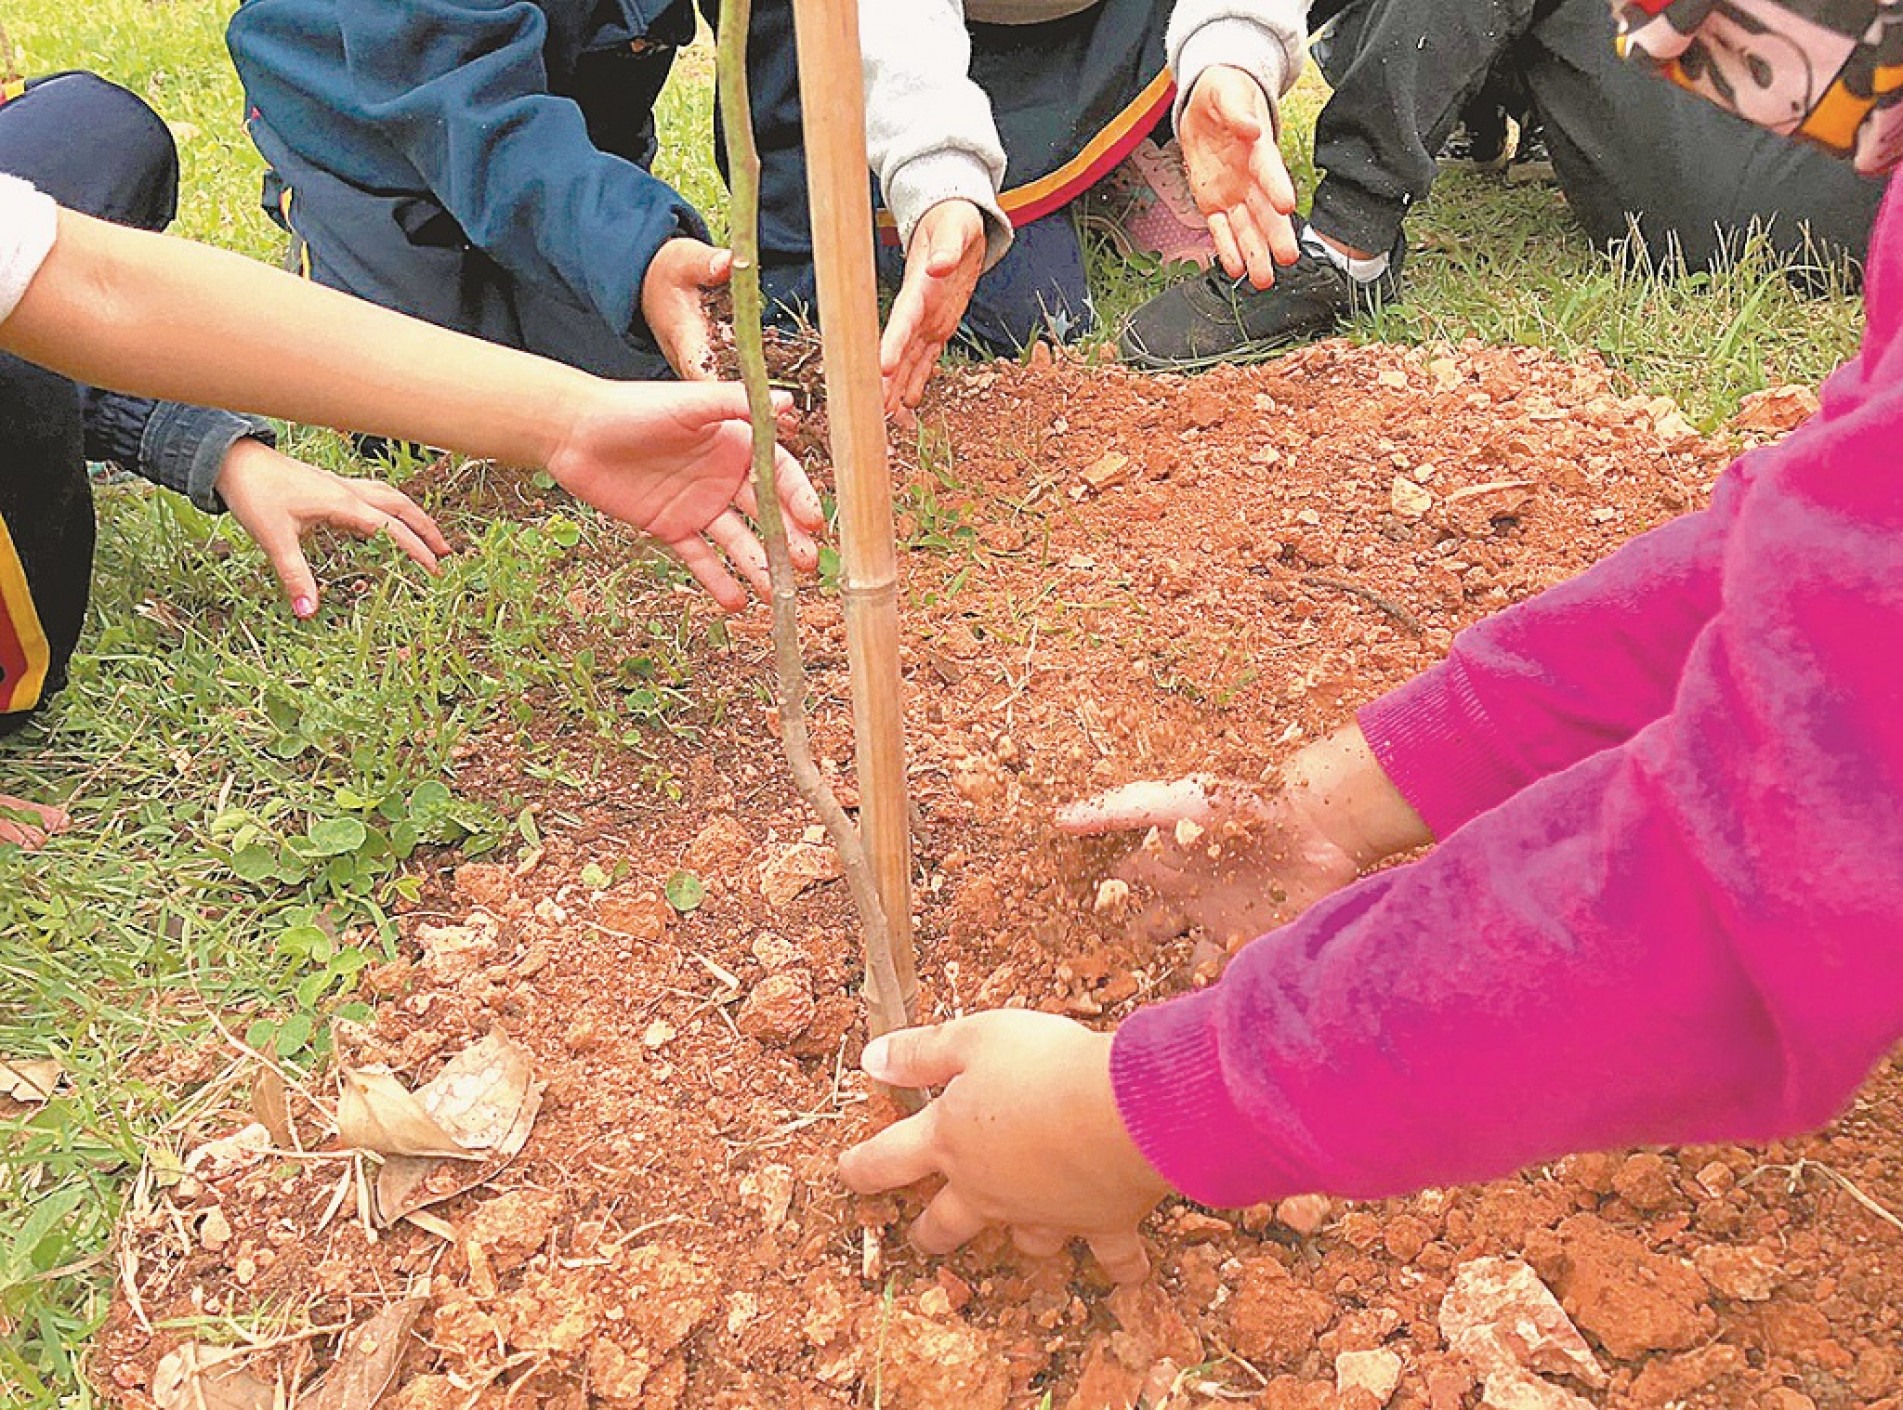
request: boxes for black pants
[0,73,181,732]
[1309,0,1886,275]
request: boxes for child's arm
[254,0,723,378]
[3,207,821,609]
[847,346,1903,1273]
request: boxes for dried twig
[715,0,919,1104]
[1300,573,1424,636]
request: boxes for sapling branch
[714,0,921,1105]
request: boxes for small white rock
[1336,1348,1402,1406]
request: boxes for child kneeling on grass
[0,172,821,849]
[839,0,1903,1284]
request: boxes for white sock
[1301,223,1390,282]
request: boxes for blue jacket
[227,0,705,341]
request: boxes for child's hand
[546,382,823,611]
[215,438,451,619]
[838,1011,1171,1284]
[882,199,987,415]
[642,238,733,381]
[1179,66,1300,288]
[0,794,72,850]
[1057,774,1362,949]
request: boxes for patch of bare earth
[97,346,1899,1410]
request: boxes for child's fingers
[1252,143,1299,216]
[908,1186,991,1257]
[707,510,772,599]
[672,535,750,613]
[1229,204,1276,290]
[251,517,321,619]
[1208,212,1245,283]
[729,479,817,571]
[1214,81,1264,143]
[1054,777,1218,834]
[1086,1231,1152,1285]
[837,1107,941,1195]
[357,481,452,555]
[860,1021,970,1088]
[761,445,825,532]
[380,516,443,577]
[1011,1225,1068,1258]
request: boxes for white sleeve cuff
[0,173,60,327]
[1167,6,1305,134]
[884,148,1016,271]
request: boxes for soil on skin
[96,343,1900,1410]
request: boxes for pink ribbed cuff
[1109,988,1309,1210]
[1356,660,1532,841]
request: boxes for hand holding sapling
[838,1010,1170,1283]
[641,237,734,380]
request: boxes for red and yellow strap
[877,66,1176,243]
[0,516,52,715]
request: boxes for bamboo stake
[715,0,919,1069]
[786,0,920,1026]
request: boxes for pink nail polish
[292,595,316,619]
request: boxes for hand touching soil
[0,794,70,850]
[1058,725,1432,949]
[838,1012,1171,1284]
[215,438,450,619]
[641,238,733,381]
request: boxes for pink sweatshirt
[1110,179,1903,1210]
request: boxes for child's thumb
[862,1023,967,1088]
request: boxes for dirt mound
[97,344,1901,1409]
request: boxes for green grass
[0,7,1866,1405]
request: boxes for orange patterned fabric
[1615,0,1903,172]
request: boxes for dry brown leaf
[412,1031,537,1151]
[372,1032,543,1225]
[0,1058,63,1103]
[336,1068,475,1161]
[251,1067,292,1149]
[152,1343,276,1410]
[304,1298,425,1410]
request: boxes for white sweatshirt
[862,0,1309,266]
[0,174,58,326]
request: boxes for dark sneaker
[1117,232,1403,368]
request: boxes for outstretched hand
[1057,773,1361,950]
[838,1011,1171,1283]
[547,382,823,611]
[215,438,451,619]
[1178,66,1300,288]
[882,199,988,415]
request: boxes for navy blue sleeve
[333,0,703,340]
